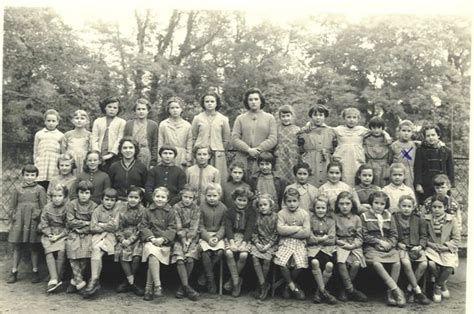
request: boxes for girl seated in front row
[140,187,177,301]
[172,185,201,301]
[307,195,337,305]
[424,193,460,303]
[198,183,227,294]
[83,188,122,298]
[250,194,279,301]
[115,186,146,296]
[274,187,310,301]
[224,186,256,297]
[361,191,405,307]
[39,184,68,293]
[393,195,431,305]
[333,191,367,302]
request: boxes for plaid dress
[275,123,300,183]
[250,212,278,260]
[34,128,64,181]
[171,201,201,262]
[39,202,68,253]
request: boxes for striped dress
[34,128,64,181]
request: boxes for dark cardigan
[124,119,159,167]
[225,204,256,242]
[393,212,428,249]
[249,171,288,208]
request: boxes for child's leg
[211,249,223,267]
[90,248,105,281]
[252,256,265,285]
[372,262,398,290]
[46,253,59,282]
[290,268,302,284]
[145,267,154,291]
[121,260,134,283]
[401,259,421,291]
[280,265,296,290]
[148,256,161,288]
[338,262,353,291]
[436,266,454,286]
[30,244,40,272]
[11,243,21,272]
[237,252,248,274]
[226,250,240,286]
[323,262,334,286]
[390,261,401,282]
[56,251,66,281]
[348,261,361,281]
[415,261,428,282]
[70,259,86,288]
[311,259,325,292]
[202,251,214,279]
[185,257,195,277]
[177,260,189,287]
[428,261,439,280]
[262,259,271,279]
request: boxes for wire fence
[0,141,469,236]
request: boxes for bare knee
[239,252,248,261]
[311,259,320,269]
[418,261,428,270]
[325,262,333,272]
[225,250,234,259]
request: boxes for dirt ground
[0,256,466,314]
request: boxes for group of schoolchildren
[6,89,460,308]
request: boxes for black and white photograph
[1,0,471,312]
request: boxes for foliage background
[2,7,470,156]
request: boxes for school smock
[47,174,76,201]
[221,181,251,209]
[393,212,428,262]
[275,123,300,183]
[158,118,192,168]
[39,202,68,253]
[90,203,123,258]
[124,119,159,168]
[250,212,278,260]
[171,201,201,262]
[186,164,220,205]
[249,171,288,209]
[425,213,460,268]
[318,181,361,213]
[382,183,416,213]
[71,170,111,205]
[363,133,392,188]
[225,203,256,251]
[391,140,417,190]
[307,213,336,257]
[8,183,47,243]
[334,212,366,266]
[34,128,64,181]
[414,141,454,202]
[145,163,186,205]
[66,199,97,259]
[115,204,145,262]
[361,209,400,263]
[108,159,148,200]
[191,111,231,181]
[297,123,336,187]
[140,203,177,264]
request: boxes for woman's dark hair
[334,191,357,214]
[99,96,122,114]
[200,92,222,111]
[117,137,140,159]
[367,191,390,210]
[292,162,312,176]
[243,88,266,110]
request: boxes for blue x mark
[402,147,414,161]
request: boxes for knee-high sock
[70,260,84,284]
[226,251,240,286]
[323,263,333,286]
[338,263,353,291]
[56,251,66,281]
[237,252,248,274]
[46,253,58,281]
[252,256,265,285]
[177,260,189,286]
[202,252,214,281]
[185,258,194,277]
[436,267,453,286]
[148,256,161,288]
[311,262,325,292]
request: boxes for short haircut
[180,184,198,198]
[283,187,300,202]
[278,104,295,117]
[76,180,94,194]
[127,185,145,200]
[56,153,77,171]
[205,183,222,196]
[308,104,329,118]
[200,92,222,111]
[398,195,416,207]
[433,174,451,187]
[293,162,312,176]
[227,160,247,182]
[368,116,385,129]
[118,137,140,159]
[355,164,374,185]
[334,191,358,214]
[397,120,415,131]
[44,109,60,121]
[430,193,449,209]
[421,122,441,137]
[72,110,90,123]
[257,151,275,168]
[243,88,266,110]
[22,164,39,176]
[231,186,254,201]
[327,160,343,174]
[341,107,360,119]
[102,188,118,200]
[159,145,177,157]
[313,195,329,211]
[133,98,151,111]
[48,184,69,198]
[192,145,212,158]
[82,150,103,173]
[153,186,170,199]
[389,162,405,176]
[254,193,275,210]
[99,96,121,114]
[368,191,390,209]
